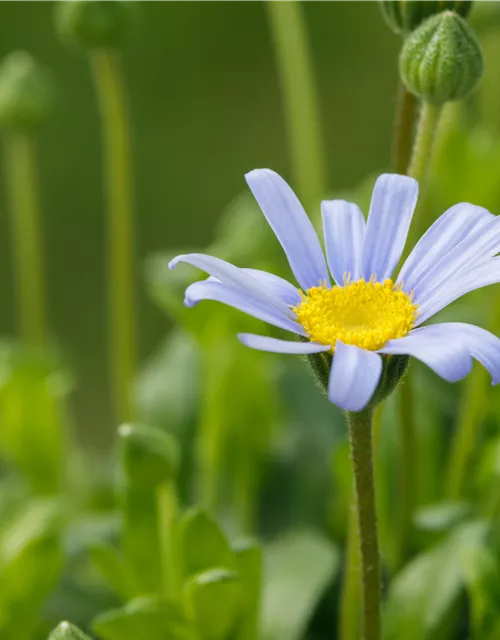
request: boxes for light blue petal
[322,200,365,285]
[170,253,294,317]
[362,174,418,281]
[379,326,472,382]
[245,169,330,290]
[184,280,305,335]
[328,341,382,412]
[398,203,494,292]
[413,323,500,385]
[238,333,330,354]
[411,214,500,307]
[415,258,500,325]
[242,269,301,306]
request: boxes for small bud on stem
[399,11,483,105]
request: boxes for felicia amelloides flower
[170,170,500,412]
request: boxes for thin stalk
[394,377,416,568]
[339,503,360,640]
[393,82,417,174]
[445,367,488,500]
[407,101,442,188]
[266,0,327,210]
[4,133,46,345]
[157,481,179,598]
[348,408,381,640]
[90,51,135,424]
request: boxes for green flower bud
[399,11,483,104]
[0,52,53,131]
[119,423,179,488]
[48,622,92,639]
[380,1,473,35]
[55,1,130,50]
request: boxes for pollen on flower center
[292,278,419,351]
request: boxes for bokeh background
[3,2,500,639]
[0,1,399,448]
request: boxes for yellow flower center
[292,278,419,351]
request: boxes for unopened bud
[119,423,179,488]
[55,1,130,50]
[380,1,473,36]
[399,11,483,104]
[0,52,53,131]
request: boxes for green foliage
[178,508,236,581]
[0,51,53,131]
[400,11,483,104]
[184,568,242,640]
[48,622,93,639]
[0,342,69,494]
[261,532,340,640]
[92,596,190,640]
[119,423,179,489]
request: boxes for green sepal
[370,354,410,407]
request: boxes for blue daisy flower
[170,170,500,412]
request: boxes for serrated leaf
[261,531,339,640]
[92,596,190,640]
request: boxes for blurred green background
[0,1,399,448]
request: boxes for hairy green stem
[90,51,136,424]
[393,82,417,174]
[348,408,381,640]
[407,101,442,189]
[266,0,327,210]
[339,500,360,640]
[4,133,46,345]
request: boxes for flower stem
[157,481,179,598]
[4,132,46,345]
[393,82,417,174]
[407,101,442,188]
[265,0,327,210]
[339,499,360,640]
[347,408,381,640]
[90,51,136,424]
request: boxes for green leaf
[184,568,242,640]
[462,544,500,639]
[119,423,180,489]
[0,342,71,493]
[92,596,191,640]
[88,542,137,600]
[233,539,262,640]
[384,520,489,640]
[261,532,339,640]
[178,508,235,582]
[135,330,198,433]
[48,621,93,639]
[0,499,63,637]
